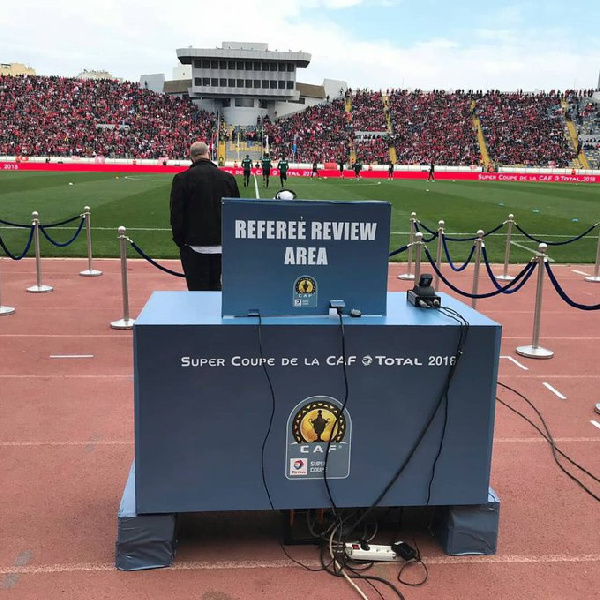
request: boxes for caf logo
[292,399,346,444]
[295,276,316,296]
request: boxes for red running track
[0,257,598,599]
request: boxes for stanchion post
[497,213,514,281]
[413,232,423,284]
[80,206,103,277]
[397,212,416,280]
[471,230,484,309]
[26,211,53,293]
[516,243,554,359]
[584,226,600,283]
[0,262,16,315]
[434,220,444,291]
[110,226,135,330]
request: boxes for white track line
[571,269,590,277]
[1,555,598,575]
[0,441,132,447]
[590,420,600,430]
[49,355,94,359]
[500,355,529,370]
[542,382,567,400]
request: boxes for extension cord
[344,543,402,562]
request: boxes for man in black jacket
[170,141,240,291]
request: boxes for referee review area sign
[221,198,391,317]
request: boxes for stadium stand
[566,89,600,169]
[474,91,574,168]
[0,75,214,159]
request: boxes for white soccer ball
[426,189,429,192]
[68,182,73,186]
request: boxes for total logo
[289,458,308,476]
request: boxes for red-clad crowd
[0,75,215,158]
[388,89,480,165]
[475,91,573,167]
[348,90,388,132]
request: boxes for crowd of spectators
[0,75,215,159]
[474,90,573,167]
[565,89,600,168]
[1,74,586,168]
[387,89,481,165]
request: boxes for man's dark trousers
[179,246,221,291]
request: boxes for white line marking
[1,555,598,575]
[49,355,94,359]
[591,420,600,430]
[571,269,590,277]
[0,441,132,447]
[510,240,555,262]
[543,382,567,400]
[494,437,599,443]
[254,172,260,199]
[500,355,529,370]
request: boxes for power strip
[344,543,402,562]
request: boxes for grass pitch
[0,171,598,264]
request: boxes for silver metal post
[413,232,423,284]
[0,261,16,315]
[398,212,417,280]
[26,211,53,293]
[585,226,600,283]
[110,226,135,329]
[80,206,103,277]
[497,214,514,280]
[516,244,554,359]
[471,230,484,309]
[434,220,444,291]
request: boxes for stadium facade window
[211,78,218,86]
[210,60,218,69]
[228,78,235,87]
[245,61,252,70]
[245,79,252,88]
[287,63,294,72]
[286,81,294,89]
[262,80,269,88]
[278,63,285,72]
[254,79,261,88]
[262,62,269,71]
[202,78,210,86]
[254,62,262,71]
[219,60,226,69]
[194,78,202,86]
[228,61,235,70]
[201,59,210,68]
[235,98,254,108]
[259,99,267,109]
[221,98,231,107]
[269,63,277,71]
[194,60,201,69]
[270,81,277,89]
[278,81,285,89]
[220,78,227,87]
[236,61,244,69]
[236,79,244,87]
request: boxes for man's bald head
[190,141,210,161]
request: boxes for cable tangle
[0,227,35,260]
[544,261,600,310]
[127,238,186,277]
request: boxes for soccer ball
[68,182,73,186]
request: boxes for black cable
[497,382,599,502]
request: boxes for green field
[0,171,598,264]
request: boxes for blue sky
[1,0,599,91]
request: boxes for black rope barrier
[128,239,186,277]
[442,235,475,271]
[418,220,505,240]
[39,216,85,248]
[389,244,410,257]
[0,218,32,228]
[544,262,600,311]
[413,222,438,243]
[0,227,35,260]
[514,222,598,247]
[43,213,86,228]
[423,246,537,299]
[481,247,537,294]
